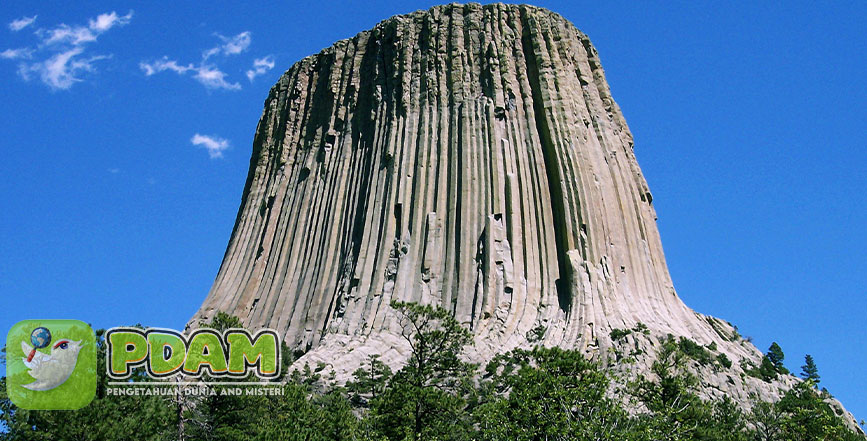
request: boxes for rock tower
[190,5,859,422]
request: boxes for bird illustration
[20,339,83,391]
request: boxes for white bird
[20,339,83,391]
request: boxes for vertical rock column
[191,3,757,376]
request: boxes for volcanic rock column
[191,3,757,375]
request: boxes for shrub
[610,328,632,341]
[717,353,733,369]
[678,337,713,365]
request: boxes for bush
[610,328,632,341]
[717,353,733,369]
[678,337,713,365]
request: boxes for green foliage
[2,310,863,441]
[771,380,864,441]
[201,310,244,331]
[610,323,649,342]
[631,337,754,441]
[717,352,733,369]
[366,300,476,441]
[633,336,707,440]
[347,354,393,406]
[610,328,632,341]
[744,355,780,382]
[248,383,361,441]
[801,354,820,384]
[677,336,713,365]
[759,355,780,381]
[476,347,629,440]
[525,324,547,343]
[751,400,785,441]
[767,342,789,375]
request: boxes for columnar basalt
[190,4,857,422]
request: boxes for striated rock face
[190,4,858,424]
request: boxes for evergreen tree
[800,354,820,384]
[767,342,789,374]
[347,354,393,406]
[775,380,863,441]
[475,347,629,441]
[758,355,779,381]
[368,300,476,441]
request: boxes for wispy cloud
[3,11,133,90]
[19,47,111,90]
[89,11,132,33]
[0,48,33,59]
[191,133,230,159]
[246,56,275,82]
[203,31,251,60]
[140,57,194,76]
[38,11,132,46]
[9,16,37,32]
[141,31,250,91]
[40,24,97,46]
[141,57,240,90]
[193,65,240,90]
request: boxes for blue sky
[1,1,864,422]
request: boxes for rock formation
[190,3,859,426]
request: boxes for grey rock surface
[189,3,860,429]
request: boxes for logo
[6,320,96,410]
[105,327,280,380]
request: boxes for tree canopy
[1,307,863,441]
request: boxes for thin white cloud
[37,11,132,47]
[40,25,98,46]
[140,57,193,76]
[4,11,133,90]
[39,48,86,88]
[142,31,249,91]
[246,55,275,82]
[0,48,33,59]
[89,11,132,33]
[140,58,239,90]
[19,47,110,90]
[203,31,251,60]
[9,16,37,32]
[191,133,230,159]
[219,32,251,55]
[108,168,120,174]
[193,65,241,90]
[202,47,220,60]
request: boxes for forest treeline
[1,302,864,441]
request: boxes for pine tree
[369,301,476,441]
[767,342,789,374]
[758,355,778,381]
[800,354,820,384]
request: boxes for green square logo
[6,319,96,410]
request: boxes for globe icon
[30,327,52,349]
